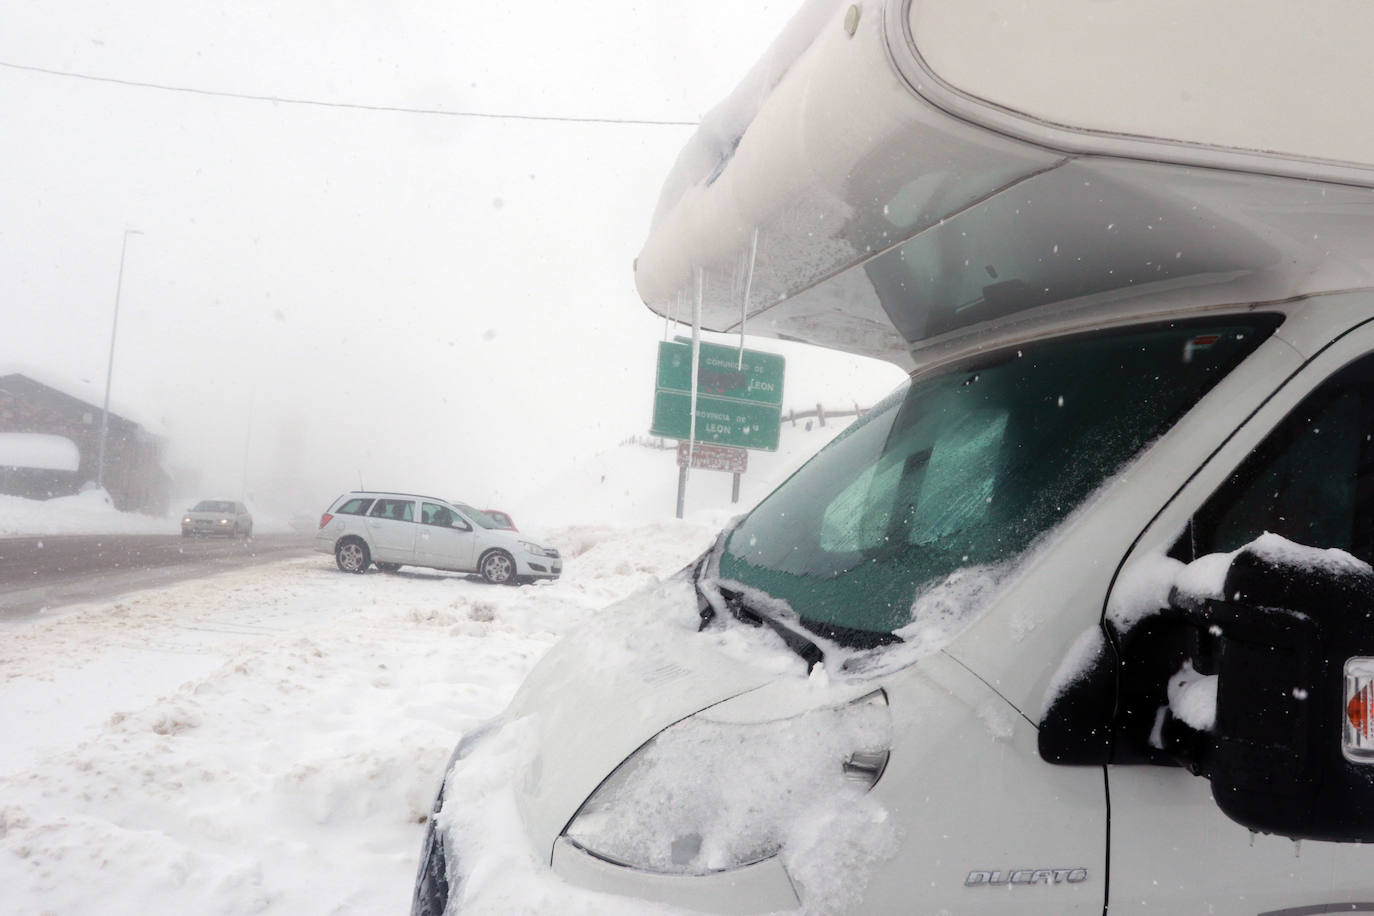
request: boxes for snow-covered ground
[0,400,888,914]
[0,337,923,915]
[0,518,721,914]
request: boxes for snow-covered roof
[0,368,165,437]
[0,432,80,471]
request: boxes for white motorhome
[416,1,1374,912]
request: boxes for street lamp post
[96,228,143,492]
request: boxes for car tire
[243,523,253,540]
[335,538,371,574]
[376,562,401,573]
[478,549,516,585]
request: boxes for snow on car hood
[465,573,809,858]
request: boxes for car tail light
[1343,658,1374,763]
[319,513,334,529]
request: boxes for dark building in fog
[0,373,170,514]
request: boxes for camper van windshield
[718,317,1279,641]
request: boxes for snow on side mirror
[1038,626,1116,765]
[1155,546,1374,842]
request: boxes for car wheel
[335,538,371,574]
[243,523,253,540]
[478,549,516,585]
[376,562,401,573]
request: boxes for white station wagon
[313,491,560,584]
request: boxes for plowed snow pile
[0,521,716,914]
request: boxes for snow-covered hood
[502,577,803,853]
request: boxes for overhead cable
[0,59,699,127]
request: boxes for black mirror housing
[1042,543,1374,842]
[1164,548,1374,842]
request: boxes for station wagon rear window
[335,497,374,516]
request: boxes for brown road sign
[676,441,748,473]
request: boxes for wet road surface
[0,533,316,619]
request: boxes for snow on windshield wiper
[690,546,827,672]
[723,587,825,672]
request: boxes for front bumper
[518,550,562,579]
[182,520,236,536]
[550,838,799,913]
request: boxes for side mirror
[1155,548,1374,842]
[1041,543,1374,842]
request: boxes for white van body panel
[902,0,1374,173]
[856,653,1103,913]
[634,0,1374,368]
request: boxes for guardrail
[622,402,869,450]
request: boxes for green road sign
[651,391,781,450]
[656,339,785,406]
[650,340,785,450]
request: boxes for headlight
[218,518,230,525]
[182,517,191,524]
[562,690,890,875]
[517,540,553,557]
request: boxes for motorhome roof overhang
[635,0,1374,367]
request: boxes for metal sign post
[656,335,782,518]
[676,441,748,505]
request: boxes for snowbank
[0,489,171,537]
[0,520,721,914]
[0,432,80,471]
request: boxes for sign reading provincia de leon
[650,339,785,451]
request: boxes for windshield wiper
[692,566,825,672]
[728,591,826,672]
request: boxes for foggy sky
[1,1,901,520]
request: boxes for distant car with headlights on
[181,499,253,538]
[315,491,560,583]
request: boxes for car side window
[1172,352,1374,563]
[337,497,374,516]
[369,498,415,522]
[421,502,455,527]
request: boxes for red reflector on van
[319,513,333,529]
[1348,686,1370,736]
[1343,659,1374,764]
